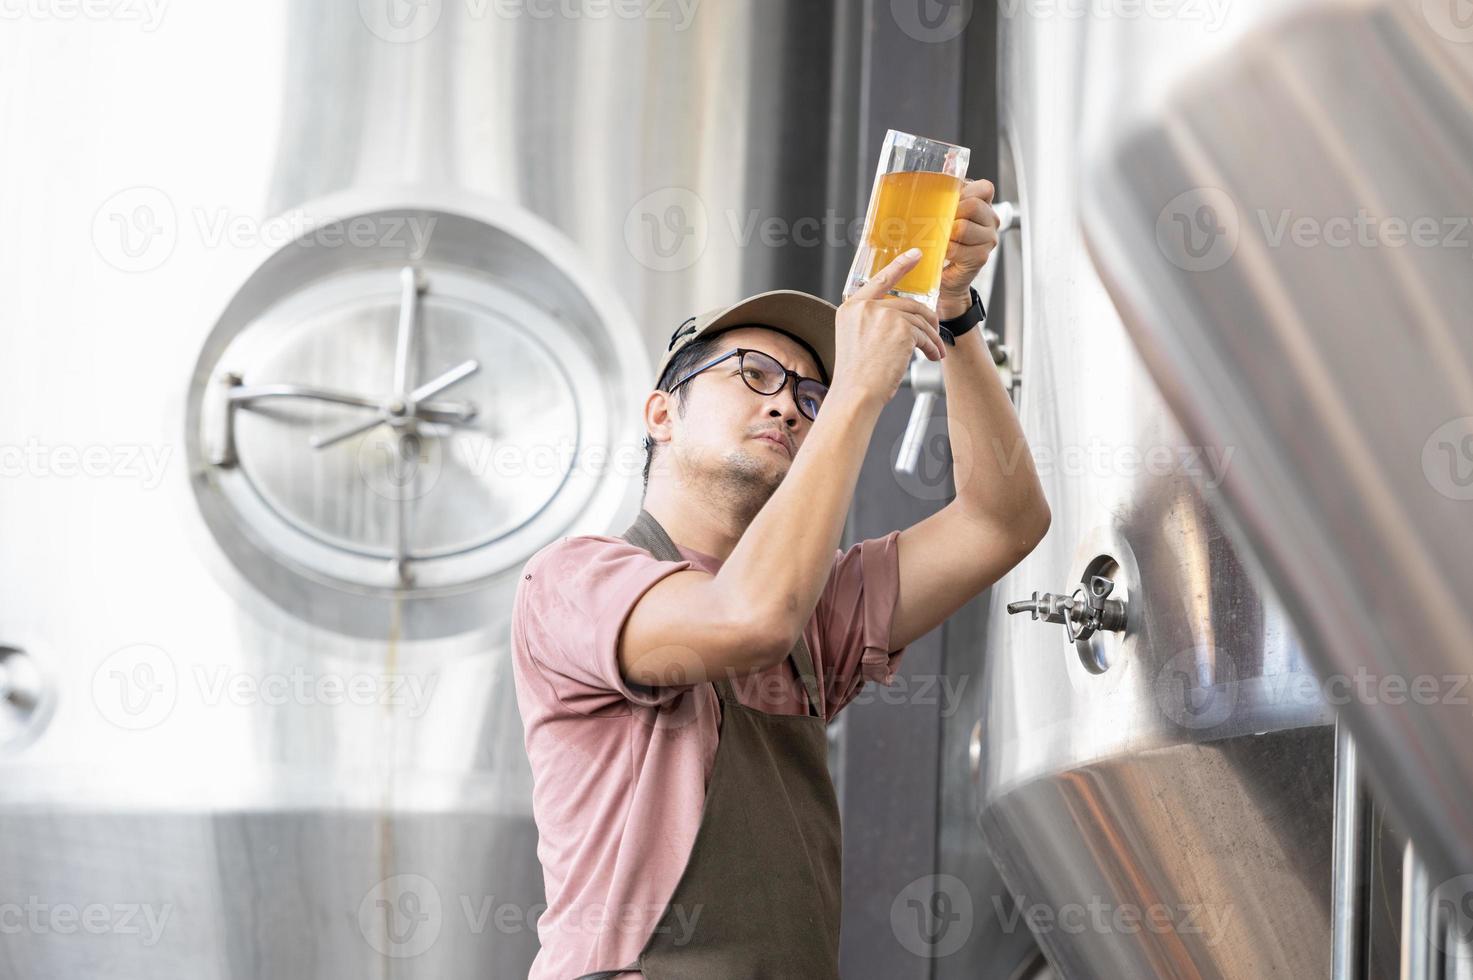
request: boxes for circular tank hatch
[186,199,646,639]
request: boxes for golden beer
[844,130,971,310]
[864,170,964,298]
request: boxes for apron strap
[788,630,825,722]
[620,509,825,720]
[570,967,639,980]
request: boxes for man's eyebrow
[730,343,819,378]
[765,350,817,376]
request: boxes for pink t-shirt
[511,527,909,980]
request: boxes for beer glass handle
[973,201,1018,322]
[894,200,1020,479]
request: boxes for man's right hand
[832,248,947,408]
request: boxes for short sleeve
[810,529,909,720]
[515,535,697,713]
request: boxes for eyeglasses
[667,348,828,421]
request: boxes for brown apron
[571,508,843,980]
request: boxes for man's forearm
[715,391,884,657]
[941,323,1049,532]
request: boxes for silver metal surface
[1080,0,1473,885]
[1332,720,1367,980]
[977,1,1341,976]
[189,198,634,637]
[0,4,860,976]
[12,1,1456,976]
[1403,841,1432,980]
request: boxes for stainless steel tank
[974,3,1347,977]
[1077,0,1473,973]
[1080,0,1473,888]
[0,5,862,976]
[974,0,1473,977]
[14,2,1461,977]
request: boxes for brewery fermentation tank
[0,5,874,976]
[7,1,1468,977]
[975,0,1473,976]
[977,2,1330,977]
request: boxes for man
[511,178,1050,979]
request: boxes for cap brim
[695,289,837,383]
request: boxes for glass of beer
[843,130,970,311]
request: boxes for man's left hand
[938,178,1000,320]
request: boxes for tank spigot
[1007,577,1127,643]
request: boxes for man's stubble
[670,442,783,528]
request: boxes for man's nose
[763,387,802,424]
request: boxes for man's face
[649,325,823,500]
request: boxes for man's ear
[644,389,675,446]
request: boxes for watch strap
[939,286,985,346]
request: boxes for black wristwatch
[938,286,986,347]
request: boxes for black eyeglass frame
[665,347,828,421]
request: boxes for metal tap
[1007,574,1128,643]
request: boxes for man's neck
[640,478,759,562]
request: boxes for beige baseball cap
[654,289,838,389]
